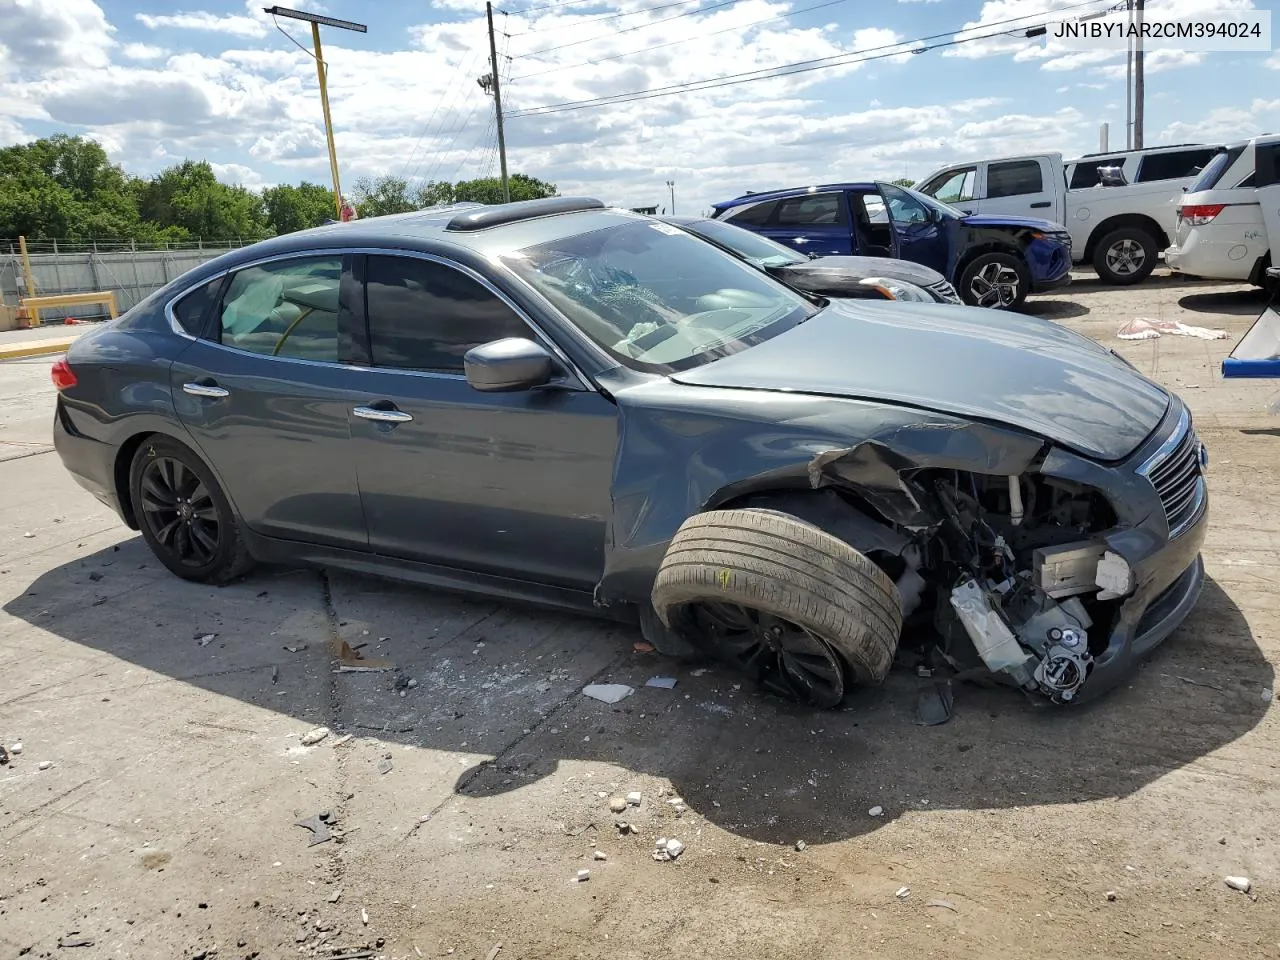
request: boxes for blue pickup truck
[710,181,1072,310]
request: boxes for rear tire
[650,509,902,709]
[1092,227,1158,285]
[958,252,1029,309]
[129,436,254,584]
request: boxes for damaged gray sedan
[52,198,1207,710]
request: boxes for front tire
[958,252,1029,309]
[650,509,902,709]
[129,436,253,584]
[1092,227,1157,285]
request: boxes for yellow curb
[0,336,78,360]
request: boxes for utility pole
[666,180,675,215]
[1125,0,1133,149]
[1133,0,1145,149]
[484,1,510,203]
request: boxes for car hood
[771,256,947,288]
[669,299,1170,462]
[960,213,1066,231]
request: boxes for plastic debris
[794,840,807,852]
[645,676,678,689]
[1225,876,1252,893]
[926,899,958,912]
[58,934,94,948]
[195,633,217,647]
[377,757,394,775]
[1105,890,1118,901]
[300,726,330,746]
[868,806,884,817]
[1117,317,1229,341]
[653,837,684,861]
[582,684,634,704]
[633,641,655,653]
[914,680,954,726]
[894,886,911,899]
[626,791,642,806]
[283,644,308,653]
[575,869,591,882]
[608,797,628,813]
[295,814,332,846]
[361,907,369,925]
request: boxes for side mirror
[1097,165,1128,187]
[463,337,554,392]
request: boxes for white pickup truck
[914,144,1221,285]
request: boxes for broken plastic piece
[1034,541,1106,598]
[295,814,333,846]
[1095,550,1133,599]
[914,680,954,726]
[645,676,677,689]
[582,684,634,704]
[949,579,1034,685]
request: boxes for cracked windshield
[502,219,817,372]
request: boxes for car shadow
[1064,270,1188,293]
[1178,288,1269,316]
[5,542,1269,847]
[1020,299,1089,320]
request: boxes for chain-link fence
[0,239,249,323]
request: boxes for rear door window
[1135,148,1222,183]
[215,257,342,362]
[986,160,1044,199]
[172,277,225,337]
[722,199,777,226]
[1070,156,1126,189]
[1257,143,1280,188]
[773,192,847,226]
[1188,146,1248,192]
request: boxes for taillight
[51,357,77,391]
[1179,203,1226,226]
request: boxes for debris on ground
[1106,890,1118,901]
[326,888,343,903]
[88,572,103,582]
[653,838,685,861]
[57,933,93,948]
[9,742,20,755]
[195,633,217,647]
[794,840,807,852]
[926,899,958,912]
[582,683,634,704]
[331,734,354,748]
[361,907,369,926]
[626,791,642,806]
[645,676,678,689]
[894,886,911,899]
[295,813,333,846]
[326,952,375,960]
[334,639,393,672]
[868,806,884,817]
[38,761,53,771]
[608,797,628,813]
[1169,674,1224,692]
[271,665,279,684]
[300,726,330,746]
[914,680,954,726]
[575,869,591,882]
[283,644,308,653]
[1116,317,1229,341]
[1263,687,1274,703]
[594,850,608,861]
[1225,876,1252,893]
[633,641,655,653]
[616,821,637,835]
[0,745,7,766]
[377,756,394,775]
[485,945,502,960]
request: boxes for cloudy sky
[1,0,1277,214]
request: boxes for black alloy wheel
[138,456,221,568]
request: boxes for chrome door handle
[183,382,229,398]
[353,405,413,423]
[792,237,809,243]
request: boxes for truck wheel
[958,252,1029,309]
[650,509,902,709]
[1093,227,1157,285]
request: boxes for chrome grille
[928,280,962,304]
[1140,409,1205,538]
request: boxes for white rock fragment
[645,676,677,689]
[794,840,807,852]
[10,742,21,755]
[300,727,330,746]
[576,869,591,882]
[582,684,634,704]
[38,761,53,771]
[593,850,608,861]
[361,907,369,925]
[1225,876,1252,893]
[626,791,642,806]
[868,806,884,817]
[667,797,685,806]
[608,797,628,813]
[895,886,911,899]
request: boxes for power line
[399,48,487,180]
[510,0,847,82]
[513,0,748,60]
[508,0,1112,118]
[421,99,486,184]
[507,0,710,36]
[497,0,603,17]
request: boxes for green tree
[414,180,457,208]
[139,160,269,241]
[263,181,336,234]
[454,172,557,204]
[350,174,416,218]
[891,178,915,187]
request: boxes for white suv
[1165,135,1280,290]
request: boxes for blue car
[710,181,1072,310]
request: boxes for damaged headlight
[859,277,933,302]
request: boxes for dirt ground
[2,268,1279,960]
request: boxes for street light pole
[264,7,367,219]
[666,180,675,215]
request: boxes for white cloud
[1268,50,1279,69]
[210,161,267,188]
[1094,48,1204,79]
[851,26,913,64]
[0,0,115,74]
[0,115,30,147]
[122,42,166,61]
[1158,98,1280,144]
[136,9,268,39]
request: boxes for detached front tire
[1093,226,1157,285]
[129,436,253,584]
[958,252,1029,309]
[651,509,902,709]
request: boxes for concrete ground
[2,269,1279,960]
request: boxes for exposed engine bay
[881,470,1131,704]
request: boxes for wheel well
[1248,251,1273,287]
[955,243,1024,280]
[114,432,155,530]
[1084,214,1168,261]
